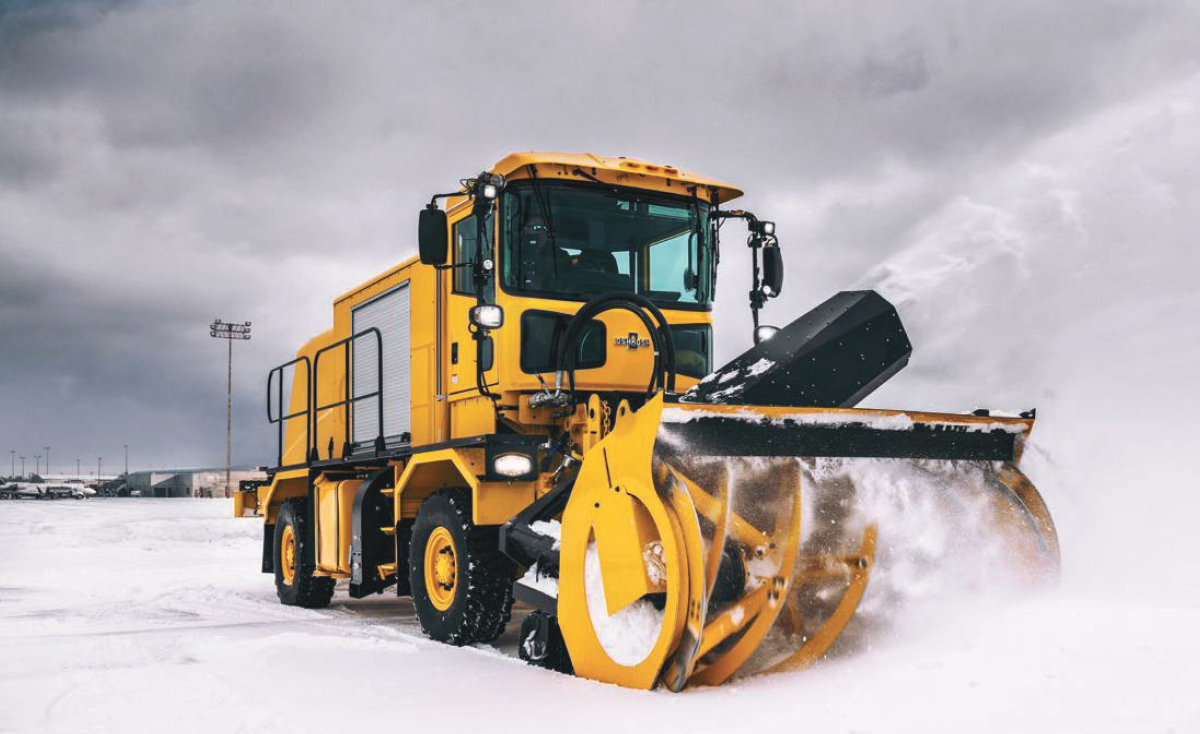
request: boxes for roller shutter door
[351,284,410,443]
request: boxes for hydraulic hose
[551,292,678,404]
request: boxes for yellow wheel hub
[280,525,297,585]
[424,527,457,611]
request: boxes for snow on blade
[518,562,559,598]
[528,519,562,550]
[662,406,1027,433]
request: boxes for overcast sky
[1,0,1198,474]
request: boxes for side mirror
[418,206,448,266]
[761,243,783,298]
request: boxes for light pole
[34,455,41,476]
[76,458,81,478]
[45,446,50,477]
[97,457,102,484]
[19,456,25,478]
[9,450,13,478]
[209,319,252,498]
[124,444,129,478]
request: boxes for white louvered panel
[351,284,410,443]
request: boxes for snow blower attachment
[251,152,1059,693]
[505,294,1058,690]
[530,397,1059,690]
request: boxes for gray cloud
[0,0,1197,471]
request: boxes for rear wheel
[273,498,336,608]
[409,488,515,646]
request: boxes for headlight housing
[754,324,779,344]
[492,453,534,478]
[750,219,775,236]
[475,171,506,200]
[470,304,504,329]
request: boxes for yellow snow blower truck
[243,152,1059,690]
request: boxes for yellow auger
[531,394,1056,690]
[246,152,1059,691]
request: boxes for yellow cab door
[444,207,500,439]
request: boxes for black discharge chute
[684,290,912,408]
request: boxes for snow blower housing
[243,151,1059,690]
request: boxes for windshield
[500,181,711,307]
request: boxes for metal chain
[600,400,612,438]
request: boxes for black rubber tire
[274,498,336,608]
[408,488,516,646]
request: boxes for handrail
[266,356,312,468]
[311,327,384,462]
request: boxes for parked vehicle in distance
[0,480,97,500]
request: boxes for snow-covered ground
[0,498,1196,734]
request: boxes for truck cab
[250,152,768,644]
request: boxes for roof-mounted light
[475,171,506,201]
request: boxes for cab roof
[490,151,744,204]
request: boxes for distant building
[125,467,266,498]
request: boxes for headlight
[493,453,534,478]
[754,325,779,344]
[475,171,506,200]
[750,219,775,236]
[470,304,504,329]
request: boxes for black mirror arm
[712,208,757,223]
[472,197,498,294]
[427,190,465,207]
[470,195,501,405]
[713,209,779,336]
[749,240,765,331]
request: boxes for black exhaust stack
[683,290,911,408]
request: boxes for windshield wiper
[571,166,624,196]
[527,164,560,277]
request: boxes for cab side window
[670,324,712,378]
[453,213,495,300]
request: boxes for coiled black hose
[555,292,677,403]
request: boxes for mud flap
[349,466,398,599]
[261,523,275,574]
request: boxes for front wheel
[273,498,336,608]
[408,488,515,646]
